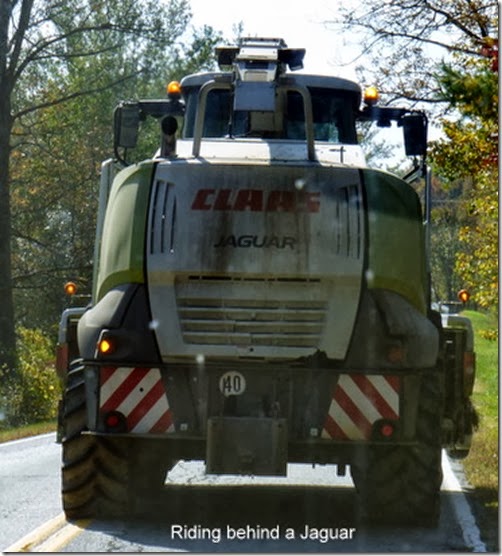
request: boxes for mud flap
[206,417,287,476]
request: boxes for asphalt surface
[0,433,484,552]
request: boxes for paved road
[0,433,484,552]
[0,434,61,547]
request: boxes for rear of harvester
[59,38,444,525]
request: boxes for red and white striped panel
[322,374,400,440]
[100,367,175,434]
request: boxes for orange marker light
[167,81,181,96]
[458,289,470,304]
[98,338,114,354]
[64,281,77,296]
[364,86,379,105]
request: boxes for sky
[188,0,361,81]
[185,0,439,157]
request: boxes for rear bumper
[83,362,430,471]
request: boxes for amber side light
[98,338,114,354]
[458,289,470,304]
[64,281,77,295]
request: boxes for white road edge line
[441,451,487,552]
[0,432,56,449]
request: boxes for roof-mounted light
[166,81,181,97]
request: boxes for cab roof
[180,72,362,98]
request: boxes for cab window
[182,86,358,144]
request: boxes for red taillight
[103,411,126,432]
[106,413,120,427]
[463,351,476,396]
[373,419,397,440]
[55,343,69,380]
[380,423,395,438]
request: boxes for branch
[353,19,481,57]
[424,0,494,42]
[13,21,115,83]
[12,70,143,120]
[12,265,93,285]
[8,0,35,79]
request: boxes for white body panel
[171,138,367,167]
[146,157,365,361]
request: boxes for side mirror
[402,113,427,157]
[113,103,140,149]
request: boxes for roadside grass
[0,420,56,444]
[460,309,498,551]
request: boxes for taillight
[373,419,398,440]
[380,423,395,438]
[55,343,69,380]
[463,351,476,396]
[103,411,127,432]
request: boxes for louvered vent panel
[176,276,327,349]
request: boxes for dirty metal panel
[147,162,364,361]
[206,416,287,476]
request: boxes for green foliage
[335,1,498,314]
[335,1,499,103]
[430,58,498,311]
[437,61,498,122]
[0,328,60,427]
[8,0,222,331]
[479,328,498,342]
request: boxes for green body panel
[95,162,154,301]
[362,169,427,313]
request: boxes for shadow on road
[78,484,469,553]
[138,483,357,528]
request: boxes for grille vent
[333,185,362,259]
[150,180,176,254]
[176,276,326,349]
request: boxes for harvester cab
[112,37,427,169]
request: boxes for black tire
[61,363,130,519]
[446,399,478,460]
[351,371,443,526]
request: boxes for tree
[330,1,498,104]
[0,0,220,374]
[331,1,498,309]
[429,177,470,301]
[10,17,222,332]
[429,55,498,309]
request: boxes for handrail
[192,80,231,157]
[191,80,316,161]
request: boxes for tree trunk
[0,0,17,374]
[0,94,16,374]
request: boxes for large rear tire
[61,363,130,519]
[351,371,443,526]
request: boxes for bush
[0,328,60,427]
[479,328,498,342]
